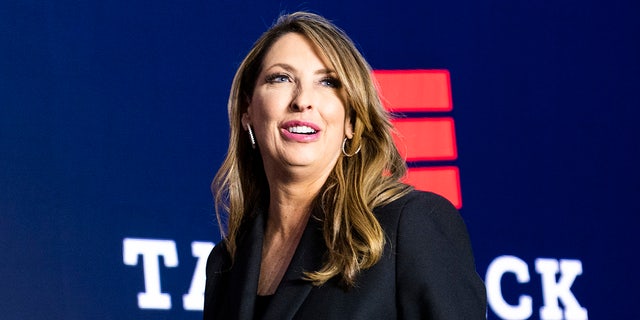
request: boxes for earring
[342,137,361,157]
[247,124,256,149]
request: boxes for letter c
[485,255,533,320]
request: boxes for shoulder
[376,190,464,237]
[402,189,456,211]
[377,189,457,214]
[389,190,471,255]
[382,190,487,318]
[203,240,233,318]
[204,240,231,301]
[206,240,231,276]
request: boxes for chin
[282,152,331,168]
[284,156,319,167]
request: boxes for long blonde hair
[212,11,411,287]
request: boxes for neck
[266,181,317,237]
[258,183,315,296]
[263,162,330,235]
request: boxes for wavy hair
[212,11,411,287]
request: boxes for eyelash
[265,73,342,89]
[265,73,291,83]
[320,76,342,88]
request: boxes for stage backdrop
[2,1,639,319]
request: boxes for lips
[281,121,321,142]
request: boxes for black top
[254,294,273,320]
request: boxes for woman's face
[243,32,352,180]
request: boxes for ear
[344,115,354,139]
[241,112,251,130]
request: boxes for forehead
[261,32,333,70]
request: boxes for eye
[320,76,342,88]
[265,73,292,84]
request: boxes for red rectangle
[403,166,462,209]
[391,117,457,161]
[373,70,452,112]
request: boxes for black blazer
[204,190,487,319]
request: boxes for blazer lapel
[225,209,265,320]
[262,215,325,319]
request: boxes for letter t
[123,238,178,310]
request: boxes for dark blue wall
[2,1,638,319]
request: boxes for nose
[290,83,314,112]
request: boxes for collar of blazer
[225,207,326,320]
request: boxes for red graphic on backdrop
[373,70,462,208]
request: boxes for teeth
[288,126,316,134]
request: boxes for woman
[204,12,486,319]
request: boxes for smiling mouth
[287,125,317,134]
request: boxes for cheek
[250,90,288,118]
[327,98,347,129]
[248,96,274,122]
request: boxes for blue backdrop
[2,1,639,319]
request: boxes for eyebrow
[264,63,336,75]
